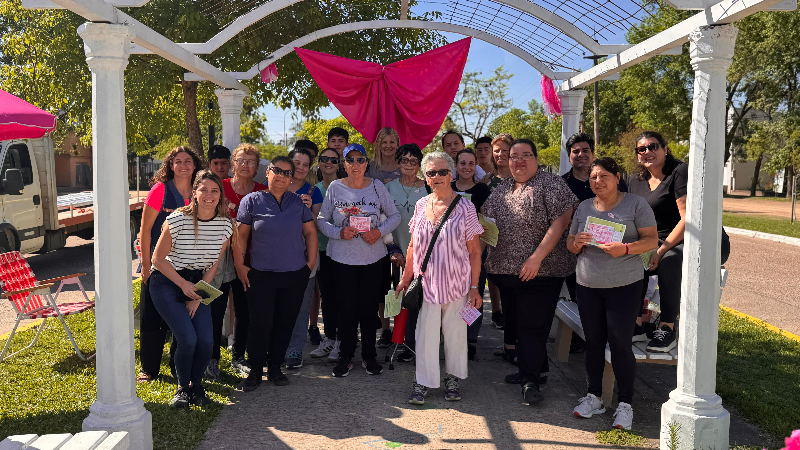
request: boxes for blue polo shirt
[237,190,313,272]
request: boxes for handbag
[401,195,461,312]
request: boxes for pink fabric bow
[540,75,562,116]
[295,38,471,148]
[260,64,278,84]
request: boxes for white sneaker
[310,338,335,358]
[573,393,605,418]
[612,402,633,430]
[327,340,340,360]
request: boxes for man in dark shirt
[561,133,628,202]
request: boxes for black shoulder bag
[401,195,461,312]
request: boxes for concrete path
[723,196,794,219]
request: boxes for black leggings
[245,266,310,368]
[229,278,248,361]
[139,279,168,377]
[318,251,338,340]
[333,257,386,361]
[577,281,641,404]
[209,281,231,361]
[641,243,682,323]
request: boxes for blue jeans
[149,271,213,388]
[287,275,316,354]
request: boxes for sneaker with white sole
[327,340,341,360]
[310,338,335,358]
[362,358,383,375]
[444,375,461,401]
[612,402,633,430]
[285,350,303,369]
[632,323,647,343]
[408,382,428,405]
[646,325,677,352]
[573,393,606,418]
[332,357,352,377]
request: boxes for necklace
[428,192,454,225]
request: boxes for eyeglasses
[635,143,661,154]
[269,166,294,178]
[425,169,451,178]
[234,158,258,167]
[318,156,340,164]
[345,157,367,164]
[509,153,536,162]
[399,157,419,166]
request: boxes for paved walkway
[723,196,795,219]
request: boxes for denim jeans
[287,275,316,354]
[148,271,213,388]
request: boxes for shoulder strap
[419,196,461,274]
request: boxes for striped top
[160,211,233,272]
[408,196,483,304]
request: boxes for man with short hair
[441,130,486,182]
[326,127,349,156]
[474,136,493,175]
[294,139,319,157]
[207,145,231,180]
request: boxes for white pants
[415,294,468,388]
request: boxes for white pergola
[22,0,793,448]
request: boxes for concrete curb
[725,226,800,247]
[721,305,800,344]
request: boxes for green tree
[297,116,372,156]
[488,100,549,150]
[451,66,513,142]
[745,119,785,196]
[257,141,290,160]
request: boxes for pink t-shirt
[408,196,483,304]
[144,182,191,210]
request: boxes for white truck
[0,136,143,254]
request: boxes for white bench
[0,431,128,450]
[555,299,677,407]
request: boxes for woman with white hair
[396,152,484,405]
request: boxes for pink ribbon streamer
[540,75,562,116]
[260,64,278,84]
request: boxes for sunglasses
[636,143,661,154]
[319,156,340,164]
[345,157,367,164]
[399,157,419,165]
[269,166,294,178]
[425,169,451,178]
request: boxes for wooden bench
[0,431,128,450]
[555,299,678,407]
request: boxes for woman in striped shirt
[150,170,235,408]
[396,152,484,405]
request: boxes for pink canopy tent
[294,38,471,148]
[0,90,57,141]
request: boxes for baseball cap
[343,143,367,157]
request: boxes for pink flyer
[350,216,371,233]
[459,302,481,325]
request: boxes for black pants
[318,251,338,340]
[245,266,310,368]
[333,257,386,361]
[641,243,683,323]
[209,281,231,361]
[139,279,168,377]
[229,278,249,361]
[488,274,563,386]
[577,281,642,404]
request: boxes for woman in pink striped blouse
[396,152,484,405]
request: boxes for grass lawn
[0,280,239,450]
[723,213,800,239]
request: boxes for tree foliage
[297,115,372,156]
[451,66,512,143]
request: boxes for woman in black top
[627,131,687,353]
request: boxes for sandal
[136,372,155,383]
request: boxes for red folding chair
[0,251,95,362]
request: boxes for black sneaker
[467,344,477,360]
[189,384,211,407]
[492,310,505,329]
[377,329,393,348]
[332,358,353,377]
[268,364,289,386]
[522,381,543,404]
[239,367,262,391]
[647,324,677,353]
[308,325,322,346]
[363,358,384,375]
[397,349,415,362]
[170,386,190,409]
[632,323,648,343]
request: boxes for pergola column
[78,22,153,450]
[557,90,587,175]
[660,24,737,450]
[215,89,246,150]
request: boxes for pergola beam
[559,0,789,91]
[184,20,571,81]
[400,0,409,20]
[45,0,249,92]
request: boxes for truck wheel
[0,229,16,254]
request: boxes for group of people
[135,124,723,432]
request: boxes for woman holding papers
[317,144,400,378]
[234,156,317,391]
[451,149,491,359]
[483,139,578,405]
[567,157,658,430]
[149,170,235,408]
[396,151,483,405]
